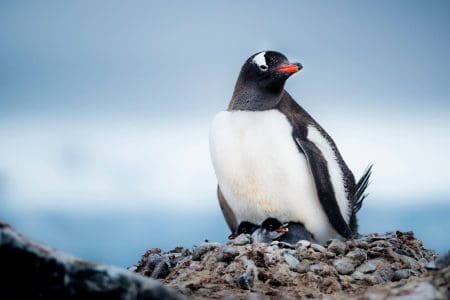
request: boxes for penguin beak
[277,63,302,75]
[276,226,289,234]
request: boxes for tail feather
[353,164,373,214]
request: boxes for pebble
[150,261,170,279]
[296,261,310,273]
[216,246,239,263]
[231,234,253,246]
[146,253,165,269]
[351,270,365,280]
[237,268,255,290]
[296,240,311,248]
[327,239,347,255]
[309,263,323,273]
[333,257,356,275]
[356,261,377,273]
[192,242,221,261]
[325,251,336,259]
[346,248,367,265]
[392,269,414,281]
[311,244,326,253]
[283,253,300,270]
[377,267,394,282]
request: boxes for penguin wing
[217,186,238,232]
[293,135,353,239]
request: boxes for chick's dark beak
[277,62,303,75]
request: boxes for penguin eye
[259,64,268,71]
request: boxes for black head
[230,51,302,110]
[261,218,289,233]
[237,221,259,234]
[228,221,259,239]
[241,51,302,92]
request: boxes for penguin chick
[252,218,289,243]
[228,221,259,240]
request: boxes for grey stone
[392,269,414,281]
[296,240,311,248]
[246,292,265,300]
[309,263,323,273]
[346,248,367,265]
[216,246,239,263]
[231,234,253,246]
[356,240,369,249]
[426,250,450,270]
[295,261,310,273]
[327,239,347,255]
[147,253,165,269]
[0,222,185,300]
[192,242,221,261]
[151,261,170,279]
[311,243,326,253]
[283,253,300,270]
[356,261,377,273]
[325,251,336,259]
[376,267,395,282]
[333,257,356,275]
[351,270,365,280]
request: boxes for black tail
[352,164,373,214]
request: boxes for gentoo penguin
[228,221,259,239]
[210,50,372,244]
[251,218,289,243]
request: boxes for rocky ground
[134,231,449,299]
[0,220,448,299]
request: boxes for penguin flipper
[217,186,238,232]
[293,136,353,239]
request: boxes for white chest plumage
[209,109,342,243]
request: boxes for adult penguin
[210,51,371,244]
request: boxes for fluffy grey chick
[252,218,289,243]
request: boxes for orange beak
[277,63,302,75]
[276,226,289,234]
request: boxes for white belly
[209,109,340,243]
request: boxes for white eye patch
[253,51,268,71]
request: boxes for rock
[216,246,239,263]
[237,259,256,290]
[192,242,221,261]
[351,271,365,280]
[0,221,185,300]
[296,240,311,248]
[377,267,395,282]
[4,219,443,300]
[295,261,310,273]
[310,263,323,273]
[334,257,356,275]
[346,248,367,265]
[426,250,450,270]
[393,269,415,281]
[328,239,347,255]
[356,261,377,273]
[311,243,326,253]
[151,261,170,279]
[283,253,300,270]
[231,234,253,246]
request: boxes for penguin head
[236,221,259,235]
[228,221,259,239]
[239,51,302,94]
[259,217,289,240]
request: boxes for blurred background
[1,1,449,267]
